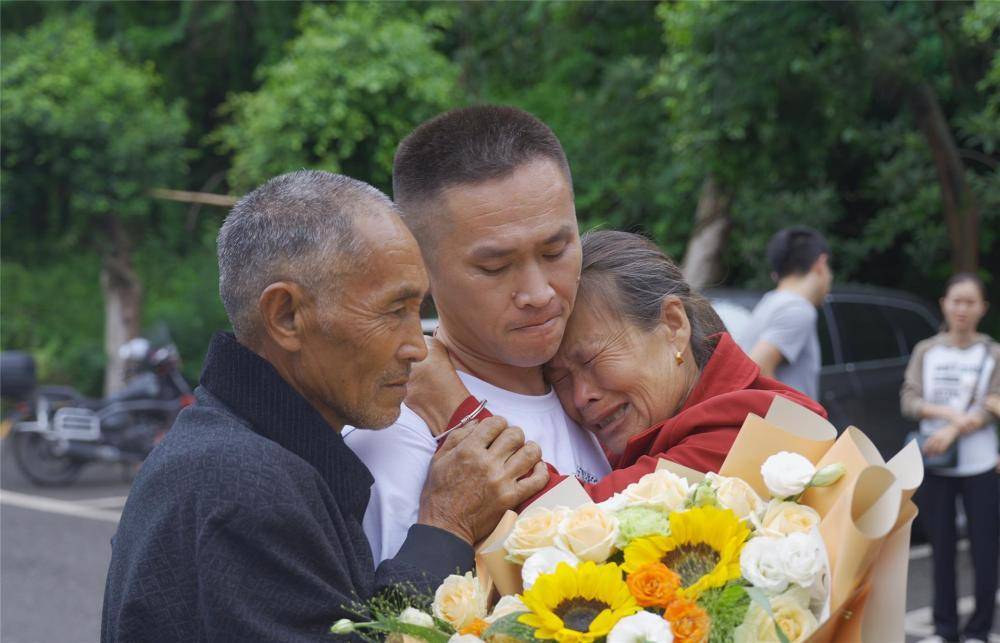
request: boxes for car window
[830,301,901,363]
[880,304,936,354]
[816,307,836,366]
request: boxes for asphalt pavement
[1,440,997,642]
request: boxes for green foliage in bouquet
[697,583,751,643]
[481,612,536,642]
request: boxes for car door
[816,303,853,431]
[827,297,910,458]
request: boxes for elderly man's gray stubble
[217,170,391,344]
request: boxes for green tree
[214,2,460,193]
[2,15,189,393]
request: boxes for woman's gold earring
[675,350,684,366]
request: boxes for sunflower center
[553,598,608,632]
[661,543,720,588]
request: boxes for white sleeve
[346,419,436,563]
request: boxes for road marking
[904,590,1000,641]
[0,490,121,523]
[77,495,129,509]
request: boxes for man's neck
[436,327,548,395]
[776,277,820,307]
[255,339,346,432]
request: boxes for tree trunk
[682,174,733,290]
[100,216,142,396]
[909,82,980,274]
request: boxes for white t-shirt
[918,340,998,476]
[738,290,820,400]
[344,371,611,562]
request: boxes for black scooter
[1,339,194,486]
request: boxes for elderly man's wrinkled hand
[416,416,548,545]
[405,336,471,436]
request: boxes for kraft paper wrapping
[475,510,519,598]
[800,426,884,519]
[718,409,836,499]
[858,500,918,642]
[475,477,594,598]
[655,458,706,484]
[818,465,902,614]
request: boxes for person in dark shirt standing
[101,170,548,642]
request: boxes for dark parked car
[707,285,941,460]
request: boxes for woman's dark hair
[943,272,988,301]
[578,230,726,370]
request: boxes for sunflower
[518,561,640,642]
[622,505,749,599]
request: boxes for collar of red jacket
[610,331,825,469]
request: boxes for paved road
[1,440,997,642]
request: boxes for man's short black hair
[392,105,571,248]
[766,226,831,279]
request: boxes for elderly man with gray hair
[101,170,548,641]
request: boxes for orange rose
[664,597,710,643]
[459,618,488,637]
[626,562,681,609]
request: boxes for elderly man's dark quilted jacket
[101,332,472,642]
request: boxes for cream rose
[432,572,488,630]
[621,470,690,513]
[759,501,820,537]
[740,536,789,594]
[503,506,569,563]
[521,547,580,589]
[707,472,765,522]
[484,595,528,624]
[555,504,619,562]
[734,587,818,643]
[760,452,816,498]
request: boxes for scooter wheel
[11,432,84,486]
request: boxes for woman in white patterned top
[901,273,998,643]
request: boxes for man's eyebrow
[387,285,426,303]
[469,244,516,262]
[469,225,575,262]
[543,225,575,246]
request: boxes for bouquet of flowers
[334,397,923,643]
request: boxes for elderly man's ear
[258,281,311,353]
[658,295,692,346]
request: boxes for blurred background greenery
[2,0,997,396]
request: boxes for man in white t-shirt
[345,106,611,562]
[739,226,833,401]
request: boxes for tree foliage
[1,1,997,393]
[214,2,460,193]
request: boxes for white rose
[503,506,570,563]
[780,532,825,589]
[707,472,765,522]
[607,610,675,643]
[758,501,821,538]
[521,547,580,590]
[761,452,816,498]
[740,537,789,594]
[432,572,488,630]
[448,635,484,643]
[398,607,435,628]
[733,587,818,643]
[555,504,619,562]
[596,492,630,514]
[622,470,690,513]
[484,595,528,624]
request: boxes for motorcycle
[1,338,194,486]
